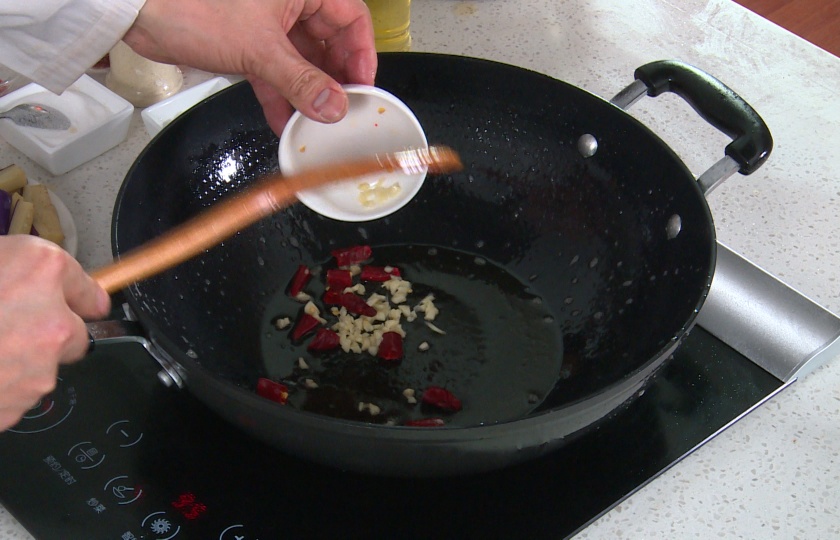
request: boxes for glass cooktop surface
[0,325,782,540]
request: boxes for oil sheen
[260,244,564,427]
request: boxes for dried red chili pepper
[377,331,403,360]
[360,265,401,282]
[331,245,372,267]
[256,378,289,405]
[323,289,341,305]
[290,313,321,341]
[326,269,353,290]
[307,328,340,351]
[336,292,377,317]
[287,264,312,297]
[422,386,462,412]
[404,417,446,427]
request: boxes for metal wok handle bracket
[611,60,773,194]
[86,304,186,389]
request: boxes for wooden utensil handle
[90,146,461,294]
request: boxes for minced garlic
[358,178,402,208]
[303,300,327,324]
[415,294,439,321]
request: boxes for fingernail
[313,88,346,123]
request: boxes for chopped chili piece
[326,269,353,290]
[287,264,312,297]
[323,289,342,305]
[360,265,401,282]
[377,331,403,360]
[337,292,377,317]
[422,386,462,412]
[290,313,321,341]
[308,328,340,351]
[331,245,372,267]
[256,378,289,404]
[404,417,446,427]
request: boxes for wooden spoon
[91,146,462,294]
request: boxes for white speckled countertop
[1,0,839,537]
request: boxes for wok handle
[633,60,773,175]
[90,146,462,294]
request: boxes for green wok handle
[633,60,773,176]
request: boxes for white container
[106,41,183,108]
[0,75,133,175]
[141,76,232,137]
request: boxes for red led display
[171,492,207,520]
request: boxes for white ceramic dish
[0,75,132,175]
[278,84,428,222]
[141,76,232,137]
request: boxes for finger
[311,5,377,84]
[248,77,296,135]
[287,19,375,87]
[57,313,95,364]
[248,0,374,124]
[250,34,349,124]
[61,257,111,320]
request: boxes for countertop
[1,0,839,538]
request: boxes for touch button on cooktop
[141,509,183,539]
[6,377,75,434]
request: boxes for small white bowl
[0,75,132,175]
[141,76,232,137]
[278,84,427,222]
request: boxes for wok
[98,55,772,477]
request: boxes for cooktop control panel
[1,345,270,540]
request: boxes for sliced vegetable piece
[22,184,64,245]
[360,265,401,282]
[308,328,340,351]
[0,189,11,235]
[326,269,353,290]
[287,264,312,297]
[377,331,403,360]
[0,164,26,193]
[422,386,462,412]
[404,417,446,427]
[290,313,321,341]
[8,200,34,235]
[336,292,377,317]
[256,378,289,404]
[331,245,372,267]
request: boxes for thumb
[255,43,349,124]
[64,264,112,321]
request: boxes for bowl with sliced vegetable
[0,163,76,256]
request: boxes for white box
[0,75,133,175]
[141,76,232,137]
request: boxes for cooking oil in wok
[260,245,564,427]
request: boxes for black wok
[106,55,771,477]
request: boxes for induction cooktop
[0,244,836,539]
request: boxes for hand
[123,0,378,135]
[0,236,111,431]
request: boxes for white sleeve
[0,0,147,94]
